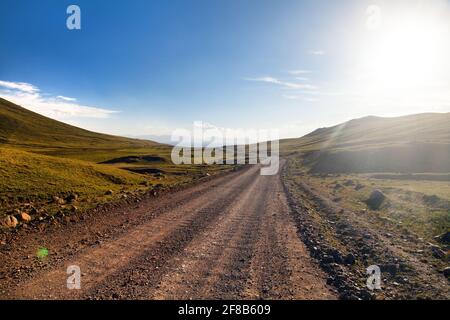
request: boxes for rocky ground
[283,158,450,300]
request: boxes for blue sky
[1,0,449,140]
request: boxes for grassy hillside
[0,98,232,220]
[0,97,173,163]
[0,97,160,149]
[281,113,450,173]
[0,147,147,202]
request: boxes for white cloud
[288,70,311,75]
[282,94,319,102]
[245,76,317,90]
[0,80,39,93]
[309,50,326,55]
[0,80,118,119]
[56,95,77,102]
[282,94,301,100]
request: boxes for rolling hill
[281,113,450,173]
[0,97,173,163]
[0,98,227,219]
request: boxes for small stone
[442,267,450,278]
[66,193,78,203]
[343,180,355,186]
[430,245,445,259]
[344,253,356,265]
[19,212,32,222]
[435,231,450,244]
[380,263,399,275]
[365,189,386,210]
[52,196,65,205]
[1,215,18,228]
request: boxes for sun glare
[354,1,450,110]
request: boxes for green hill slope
[0,97,159,149]
[281,113,450,173]
[0,147,147,202]
[0,98,229,220]
[0,97,173,162]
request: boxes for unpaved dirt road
[0,162,336,300]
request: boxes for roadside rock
[423,194,440,206]
[380,263,399,276]
[430,245,445,259]
[52,196,65,205]
[435,231,450,244]
[19,212,32,222]
[343,180,355,186]
[365,189,386,210]
[344,253,356,265]
[328,249,344,264]
[1,215,18,228]
[443,267,450,279]
[105,190,114,195]
[66,193,78,203]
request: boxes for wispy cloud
[309,50,326,56]
[282,94,319,102]
[288,70,311,75]
[56,95,77,102]
[0,80,39,93]
[282,94,301,100]
[0,80,118,119]
[245,76,317,90]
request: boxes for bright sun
[358,3,450,98]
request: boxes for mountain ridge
[0,97,161,150]
[281,112,450,173]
